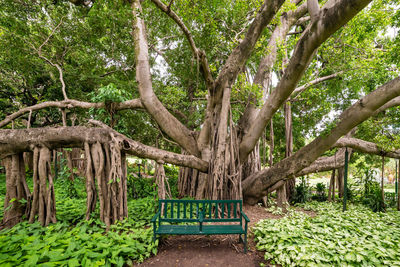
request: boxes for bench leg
[238,234,243,243]
[243,233,247,253]
[153,233,157,243]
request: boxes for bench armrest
[241,211,250,222]
[151,211,161,223]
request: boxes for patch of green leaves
[254,202,400,266]
[0,219,157,266]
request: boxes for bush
[292,177,312,204]
[312,182,327,202]
[362,182,385,212]
[384,192,396,208]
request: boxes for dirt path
[135,205,286,267]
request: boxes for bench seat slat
[156,225,245,235]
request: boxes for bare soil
[135,205,316,267]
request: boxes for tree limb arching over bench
[151,199,250,253]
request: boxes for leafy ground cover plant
[0,219,157,266]
[0,173,159,266]
[254,201,400,266]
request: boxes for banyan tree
[1,0,400,227]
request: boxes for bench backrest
[158,199,243,222]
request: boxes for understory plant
[312,182,327,202]
[292,176,312,204]
[0,172,158,266]
[254,201,400,266]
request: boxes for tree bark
[0,126,208,172]
[2,154,30,228]
[0,99,143,128]
[239,0,373,162]
[243,75,400,204]
[132,0,200,157]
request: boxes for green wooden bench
[151,199,250,253]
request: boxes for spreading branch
[374,96,400,114]
[149,0,214,89]
[307,0,320,23]
[239,0,373,162]
[132,0,200,157]
[213,0,285,101]
[238,3,308,136]
[0,126,209,172]
[334,137,400,159]
[296,148,348,176]
[290,71,344,100]
[35,18,68,100]
[0,99,143,128]
[243,75,400,204]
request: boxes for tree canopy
[1,0,400,210]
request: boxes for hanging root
[178,151,200,198]
[2,153,31,228]
[206,102,242,200]
[84,142,97,220]
[86,139,128,227]
[25,146,56,226]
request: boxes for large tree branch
[296,148,348,176]
[239,0,373,162]
[0,127,208,172]
[242,75,400,204]
[334,137,400,159]
[149,0,214,90]
[307,0,320,23]
[199,0,285,149]
[297,136,400,176]
[213,0,285,102]
[238,3,308,136]
[0,99,143,128]
[132,0,200,156]
[374,96,400,114]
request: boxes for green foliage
[362,181,386,212]
[312,182,327,202]
[127,175,157,199]
[384,192,397,208]
[56,155,80,199]
[0,172,157,266]
[126,164,179,199]
[254,201,400,266]
[291,177,312,204]
[0,218,157,266]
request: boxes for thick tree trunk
[84,142,97,220]
[243,76,400,204]
[206,87,242,200]
[276,185,287,209]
